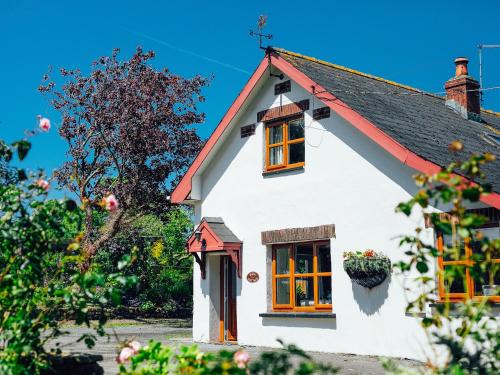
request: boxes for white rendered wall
[191,73,439,360]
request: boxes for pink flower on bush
[116,341,141,364]
[38,117,51,132]
[128,340,141,353]
[36,179,50,191]
[116,347,135,364]
[104,194,118,212]
[233,350,250,369]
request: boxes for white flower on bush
[36,179,50,191]
[116,341,142,364]
[233,350,250,369]
[103,194,119,212]
[38,117,51,132]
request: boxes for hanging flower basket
[343,250,391,289]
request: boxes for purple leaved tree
[40,47,209,269]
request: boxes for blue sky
[1,0,499,182]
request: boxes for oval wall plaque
[246,271,259,283]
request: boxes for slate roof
[203,217,242,243]
[276,49,500,193]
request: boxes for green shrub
[0,138,137,374]
[140,301,156,312]
[94,209,193,315]
[117,339,338,374]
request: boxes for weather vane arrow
[249,15,272,50]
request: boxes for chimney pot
[454,57,469,77]
[445,56,480,120]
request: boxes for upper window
[272,241,332,312]
[265,116,305,172]
[437,225,499,302]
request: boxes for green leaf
[117,255,131,270]
[396,202,412,216]
[17,169,28,181]
[458,227,470,238]
[1,146,13,161]
[422,317,434,327]
[416,261,429,274]
[12,140,31,161]
[462,187,480,202]
[65,199,78,211]
[84,336,96,349]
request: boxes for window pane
[472,228,500,258]
[318,276,332,305]
[318,244,331,273]
[295,277,314,307]
[479,227,500,240]
[269,125,283,144]
[276,278,290,304]
[295,245,313,274]
[269,146,283,166]
[442,234,466,261]
[275,247,289,275]
[473,266,500,296]
[288,142,305,165]
[288,118,304,140]
[443,265,467,293]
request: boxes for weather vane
[249,15,272,50]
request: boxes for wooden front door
[220,256,237,342]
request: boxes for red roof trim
[171,57,270,203]
[171,52,500,209]
[269,53,500,209]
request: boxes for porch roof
[203,217,242,244]
[187,217,242,253]
[187,217,243,279]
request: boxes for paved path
[49,319,422,374]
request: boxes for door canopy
[187,217,242,279]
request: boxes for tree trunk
[80,205,96,272]
[80,208,125,272]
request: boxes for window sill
[430,301,500,308]
[259,312,336,319]
[429,301,500,317]
[405,311,426,318]
[262,165,304,176]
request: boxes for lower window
[272,241,332,311]
[437,226,499,302]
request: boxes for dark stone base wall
[43,354,103,375]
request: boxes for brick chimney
[445,57,480,121]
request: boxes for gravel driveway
[49,319,422,374]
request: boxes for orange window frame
[437,232,500,303]
[271,241,332,312]
[265,116,305,172]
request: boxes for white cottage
[171,48,500,360]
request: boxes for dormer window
[265,116,305,171]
